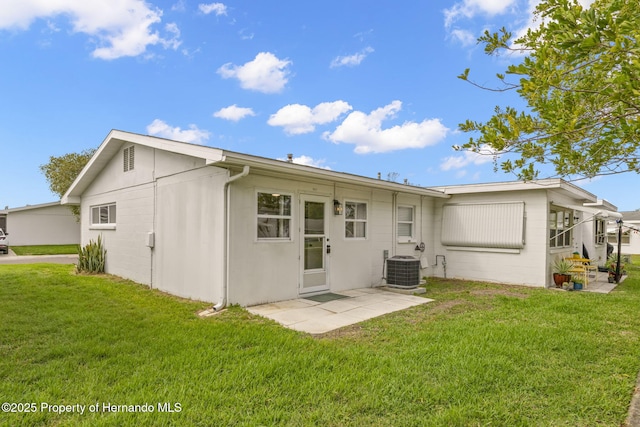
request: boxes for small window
[397,206,414,239]
[595,218,606,245]
[123,146,135,172]
[608,229,631,245]
[257,192,291,240]
[91,203,116,225]
[549,206,573,248]
[345,201,367,239]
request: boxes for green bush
[76,235,106,274]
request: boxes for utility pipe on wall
[214,165,250,311]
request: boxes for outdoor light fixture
[333,199,343,215]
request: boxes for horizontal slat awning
[442,202,525,249]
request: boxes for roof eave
[215,151,450,198]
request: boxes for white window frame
[345,201,367,239]
[90,203,116,230]
[397,205,415,242]
[608,229,631,245]
[595,218,606,246]
[256,191,293,241]
[549,206,573,249]
[123,146,135,172]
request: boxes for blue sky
[1,0,637,211]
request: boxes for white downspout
[214,165,250,311]
[391,192,398,256]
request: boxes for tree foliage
[40,149,95,218]
[40,149,95,198]
[458,0,640,180]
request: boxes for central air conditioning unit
[386,256,421,289]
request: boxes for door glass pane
[305,201,324,234]
[304,237,323,270]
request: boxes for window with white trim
[91,203,116,226]
[397,205,414,239]
[608,229,631,245]
[123,146,135,172]
[595,218,606,245]
[257,192,291,240]
[549,206,573,248]
[345,201,367,239]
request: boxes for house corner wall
[154,167,228,303]
[433,190,548,287]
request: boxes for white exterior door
[300,195,330,294]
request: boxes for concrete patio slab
[247,287,434,334]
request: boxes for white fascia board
[433,178,597,203]
[7,201,61,212]
[214,151,449,198]
[583,199,618,212]
[431,179,563,195]
[61,195,81,205]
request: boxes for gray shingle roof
[620,211,640,221]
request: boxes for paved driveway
[0,249,78,265]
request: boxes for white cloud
[268,101,352,135]
[198,3,227,16]
[0,0,181,60]
[217,52,291,94]
[449,28,476,47]
[277,155,331,170]
[323,101,449,154]
[446,0,595,50]
[171,1,186,12]
[440,144,497,171]
[330,47,374,68]
[444,0,516,28]
[146,119,210,144]
[213,105,256,122]
[238,28,254,40]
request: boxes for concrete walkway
[0,249,78,265]
[247,287,434,334]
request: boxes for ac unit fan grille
[386,256,420,289]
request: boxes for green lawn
[10,244,78,255]
[1,262,640,426]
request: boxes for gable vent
[123,146,135,172]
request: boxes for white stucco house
[432,183,620,286]
[61,130,621,307]
[609,211,640,255]
[4,201,80,246]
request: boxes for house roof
[6,201,62,213]
[429,178,598,203]
[62,130,450,204]
[620,211,640,221]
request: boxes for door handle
[326,245,331,254]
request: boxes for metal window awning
[566,204,623,219]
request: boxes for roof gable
[62,130,225,204]
[61,130,449,204]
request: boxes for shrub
[76,235,106,274]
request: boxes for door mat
[304,293,349,303]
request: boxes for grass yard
[1,262,640,426]
[10,245,78,255]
